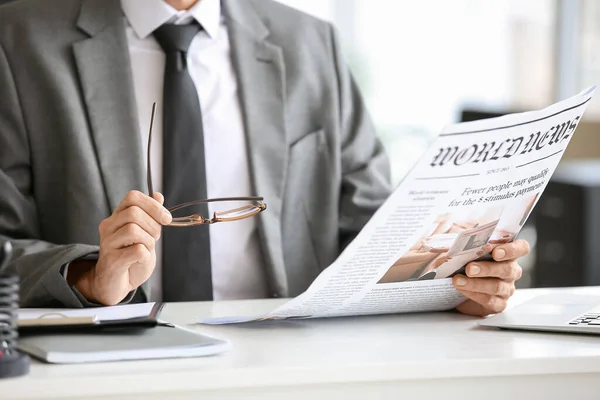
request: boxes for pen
[0,241,12,276]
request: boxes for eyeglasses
[146,102,267,226]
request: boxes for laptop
[479,292,600,335]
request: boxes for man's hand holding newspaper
[453,239,529,316]
[199,86,596,325]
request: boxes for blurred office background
[278,0,600,289]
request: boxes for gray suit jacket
[0,0,391,307]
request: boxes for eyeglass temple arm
[147,102,157,197]
[146,103,264,211]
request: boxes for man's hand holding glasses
[66,103,266,305]
[67,190,172,305]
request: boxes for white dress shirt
[121,0,269,301]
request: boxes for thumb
[153,192,165,205]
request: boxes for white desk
[4,287,600,400]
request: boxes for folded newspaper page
[200,86,596,325]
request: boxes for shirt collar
[120,0,221,40]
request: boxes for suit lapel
[73,0,144,212]
[224,0,290,296]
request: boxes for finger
[104,223,156,253]
[114,190,172,225]
[117,243,152,267]
[102,205,162,240]
[153,192,164,205]
[456,289,508,314]
[125,247,155,288]
[465,260,522,281]
[455,299,488,317]
[492,239,530,261]
[453,275,515,298]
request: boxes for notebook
[17,323,230,364]
[17,302,163,332]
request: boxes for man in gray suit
[0,0,528,316]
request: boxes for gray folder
[18,324,230,364]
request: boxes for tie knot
[153,22,202,53]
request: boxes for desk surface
[4,287,600,400]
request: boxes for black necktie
[153,23,213,302]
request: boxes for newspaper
[200,86,596,325]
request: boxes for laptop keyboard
[568,313,600,326]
